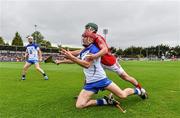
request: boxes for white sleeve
[36,47,40,51]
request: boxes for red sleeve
[82,31,109,50]
[94,35,109,50]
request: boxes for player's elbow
[39,50,41,53]
[84,63,91,69]
[101,47,108,55]
[104,47,108,54]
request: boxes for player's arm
[24,50,28,60]
[94,39,108,58]
[61,48,92,68]
[69,49,83,56]
[37,48,43,62]
[57,49,84,64]
[87,38,108,59]
[55,59,74,64]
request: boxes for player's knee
[120,94,127,99]
[76,104,83,109]
[23,66,28,71]
[35,66,40,70]
[121,94,128,99]
[76,102,86,109]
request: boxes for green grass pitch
[0,61,180,118]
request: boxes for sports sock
[96,98,108,106]
[134,88,141,95]
[43,73,47,76]
[136,83,142,89]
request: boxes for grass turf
[0,61,180,118]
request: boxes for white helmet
[27,35,33,40]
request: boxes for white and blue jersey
[79,44,112,93]
[26,43,40,64]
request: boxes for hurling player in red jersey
[81,23,148,99]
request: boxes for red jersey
[94,34,116,66]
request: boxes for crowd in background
[0,51,60,62]
[0,50,178,62]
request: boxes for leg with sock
[35,63,48,80]
[118,71,148,99]
[21,62,31,80]
[96,98,108,106]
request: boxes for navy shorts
[84,78,112,94]
[26,60,38,64]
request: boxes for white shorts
[101,60,125,75]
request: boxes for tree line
[0,31,51,48]
[110,45,180,58]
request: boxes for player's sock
[22,75,26,80]
[136,83,142,89]
[42,73,46,76]
[96,98,108,106]
[42,73,48,80]
[134,88,141,95]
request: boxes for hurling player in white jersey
[21,36,48,80]
[60,37,142,109]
